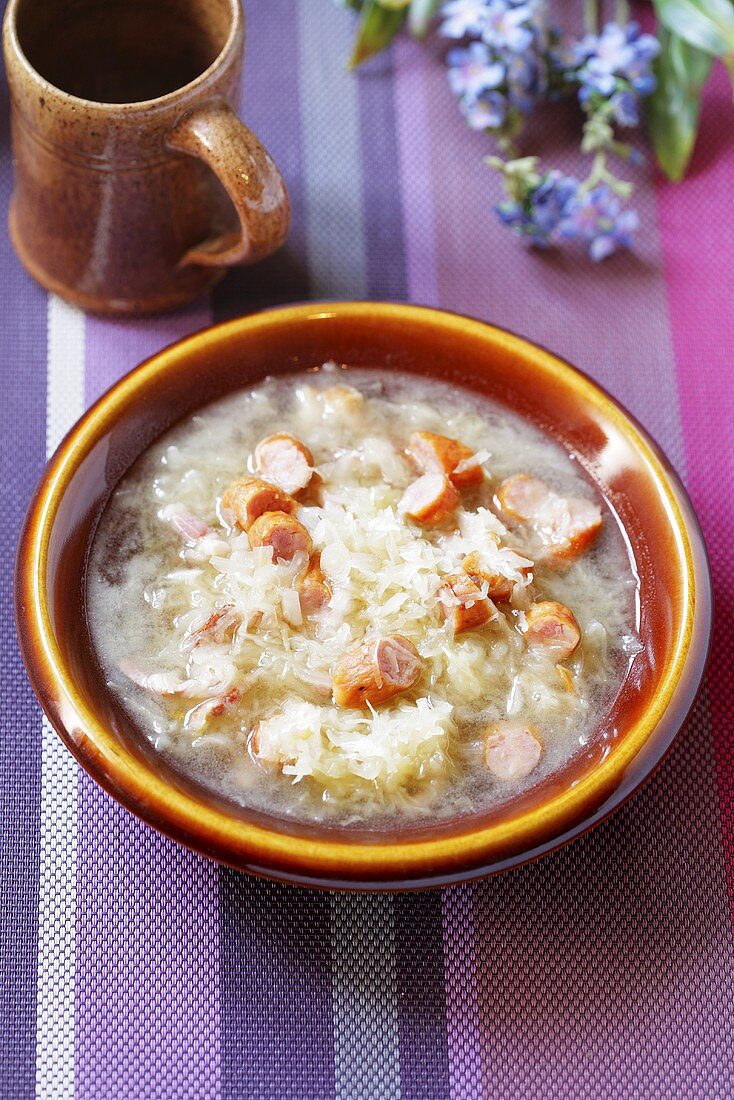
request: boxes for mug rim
[15,302,713,889]
[3,0,243,114]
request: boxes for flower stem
[583,0,599,35]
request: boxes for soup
[87,366,641,826]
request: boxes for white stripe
[330,895,402,1100]
[35,296,85,1100]
[297,0,369,299]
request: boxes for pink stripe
[76,301,222,1099]
[656,63,734,922]
[393,38,440,307]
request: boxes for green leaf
[653,0,734,59]
[349,0,407,67]
[407,0,441,38]
[647,26,713,180]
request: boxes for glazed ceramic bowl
[15,303,711,889]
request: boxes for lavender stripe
[84,304,210,406]
[76,304,221,1099]
[213,0,310,319]
[0,94,47,1096]
[356,49,408,301]
[358,43,450,1098]
[440,886,481,1100]
[219,874,335,1100]
[392,38,440,308]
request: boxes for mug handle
[167,98,291,268]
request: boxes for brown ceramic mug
[3,0,291,313]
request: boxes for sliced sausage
[483,721,542,780]
[440,572,493,634]
[221,477,296,531]
[297,555,331,616]
[408,431,484,488]
[255,432,314,496]
[496,474,549,522]
[524,600,581,661]
[332,634,422,708]
[496,474,602,560]
[399,474,461,525]
[248,511,313,562]
[462,551,514,604]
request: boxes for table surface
[2,3,733,1098]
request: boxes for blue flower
[496,170,579,246]
[558,184,638,260]
[506,51,546,112]
[610,89,639,126]
[461,89,508,130]
[481,1,536,54]
[439,0,491,39]
[447,42,505,99]
[571,21,660,119]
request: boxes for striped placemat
[2,1,732,1096]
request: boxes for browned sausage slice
[248,511,313,562]
[399,474,461,525]
[297,555,332,615]
[483,721,542,780]
[332,634,422,708]
[496,474,602,560]
[255,433,314,496]
[496,474,549,522]
[461,551,515,603]
[440,572,493,634]
[524,600,581,660]
[408,431,484,488]
[222,477,296,531]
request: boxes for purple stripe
[219,873,336,1100]
[76,304,220,1099]
[84,303,210,406]
[0,76,47,1095]
[212,0,310,321]
[356,49,408,301]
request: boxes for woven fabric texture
[2,2,732,1097]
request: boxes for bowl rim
[15,301,713,889]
